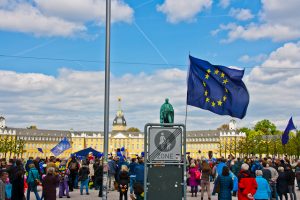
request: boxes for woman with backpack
[118,165,130,200]
[201,160,212,200]
[27,163,41,200]
[189,163,200,197]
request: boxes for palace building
[0,100,245,159]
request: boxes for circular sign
[154,130,176,152]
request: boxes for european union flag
[37,148,43,153]
[281,117,296,145]
[50,137,71,156]
[187,55,249,119]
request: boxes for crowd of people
[1,151,300,200]
[0,150,145,200]
[187,155,300,200]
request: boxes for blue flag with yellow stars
[281,117,296,145]
[187,55,249,119]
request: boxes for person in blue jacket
[229,171,238,196]
[27,163,41,200]
[254,170,271,200]
[216,159,227,176]
[134,157,144,185]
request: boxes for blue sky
[0,0,300,131]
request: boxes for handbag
[214,178,220,193]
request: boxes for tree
[254,119,276,134]
[27,125,38,129]
[127,127,140,132]
[217,124,229,131]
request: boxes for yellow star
[211,101,216,107]
[220,72,225,78]
[223,96,227,101]
[204,90,208,96]
[225,88,228,93]
[205,74,209,79]
[214,69,219,75]
[205,97,210,102]
[217,100,223,106]
[222,79,228,84]
[203,81,206,87]
[207,69,211,74]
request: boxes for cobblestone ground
[30,183,300,200]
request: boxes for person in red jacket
[238,163,257,200]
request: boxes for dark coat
[277,172,289,194]
[286,169,295,186]
[213,175,233,200]
[78,166,90,181]
[238,170,257,200]
[94,165,103,185]
[119,171,130,186]
[42,174,59,200]
[11,166,25,200]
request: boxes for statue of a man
[160,98,174,123]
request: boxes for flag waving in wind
[37,148,43,153]
[282,117,297,145]
[187,55,249,119]
[50,137,71,156]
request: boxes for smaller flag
[121,147,125,152]
[282,117,297,145]
[50,137,71,156]
[37,148,43,153]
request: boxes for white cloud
[35,0,133,24]
[229,8,254,21]
[239,54,267,63]
[216,23,300,43]
[214,0,300,42]
[248,41,300,83]
[1,42,300,131]
[157,0,212,23]
[0,0,133,37]
[219,0,230,9]
[0,3,85,37]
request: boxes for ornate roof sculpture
[112,97,127,132]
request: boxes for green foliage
[232,119,300,158]
[127,127,141,132]
[254,119,276,134]
[0,136,26,158]
[27,125,37,129]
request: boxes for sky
[0,0,300,131]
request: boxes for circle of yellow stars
[203,68,229,108]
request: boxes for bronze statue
[160,98,174,123]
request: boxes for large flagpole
[102,0,111,199]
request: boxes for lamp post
[102,0,111,199]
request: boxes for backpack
[195,170,201,180]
